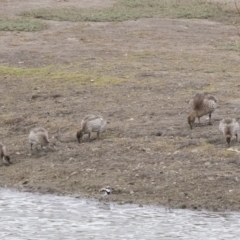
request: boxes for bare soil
[1,0,240,211]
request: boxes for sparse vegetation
[0,18,48,31]
[0,66,125,86]
[1,0,240,211]
[218,41,240,52]
[20,0,238,23]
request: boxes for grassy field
[0,18,48,31]
[20,0,238,23]
[0,1,238,32]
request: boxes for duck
[76,115,107,143]
[0,143,11,165]
[29,127,55,150]
[188,92,217,129]
[219,118,239,147]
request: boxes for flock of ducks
[0,92,238,166]
[188,92,239,147]
[0,114,107,166]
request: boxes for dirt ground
[1,0,240,211]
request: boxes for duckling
[29,127,55,150]
[188,92,217,129]
[219,118,239,147]
[0,143,11,165]
[76,115,107,143]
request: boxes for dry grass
[20,0,239,23]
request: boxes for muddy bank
[1,0,240,211]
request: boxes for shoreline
[1,0,240,214]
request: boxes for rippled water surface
[0,189,240,240]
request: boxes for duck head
[76,129,84,143]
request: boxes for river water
[0,189,240,240]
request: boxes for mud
[1,0,240,211]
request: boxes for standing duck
[188,92,217,129]
[219,118,239,147]
[76,115,107,143]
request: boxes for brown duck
[188,92,217,129]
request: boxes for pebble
[21,180,29,185]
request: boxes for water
[0,189,240,240]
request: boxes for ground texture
[1,0,240,211]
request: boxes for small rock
[173,151,180,155]
[155,131,162,136]
[91,148,100,152]
[70,171,78,176]
[69,158,75,162]
[31,94,41,100]
[21,180,29,185]
[205,161,211,166]
[128,182,135,185]
[16,152,21,155]
[130,190,134,195]
[191,149,199,153]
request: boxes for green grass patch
[49,72,124,86]
[20,0,237,23]
[0,66,125,86]
[0,18,48,31]
[218,41,240,52]
[0,66,52,77]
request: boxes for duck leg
[236,133,238,143]
[88,133,91,142]
[208,113,212,125]
[195,117,202,127]
[97,131,100,140]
